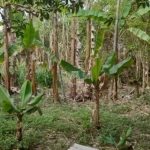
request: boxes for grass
[0,97,150,150]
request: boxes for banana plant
[119,0,131,27]
[0,80,44,141]
[75,9,109,21]
[60,52,133,128]
[128,27,150,44]
[130,6,150,19]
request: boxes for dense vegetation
[0,0,150,150]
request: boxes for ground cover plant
[0,93,150,150]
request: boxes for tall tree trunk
[85,0,91,73]
[3,2,10,93]
[70,17,76,99]
[85,18,91,73]
[113,0,120,100]
[31,51,37,95]
[142,56,146,93]
[25,51,31,81]
[53,12,59,102]
[25,13,32,82]
[85,0,91,74]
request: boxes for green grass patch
[0,99,149,150]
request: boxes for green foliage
[0,80,43,115]
[10,11,27,38]
[33,40,59,63]
[28,92,44,106]
[135,0,150,8]
[0,43,21,64]
[60,52,133,84]
[16,66,26,86]
[131,7,150,19]
[0,86,17,113]
[20,80,32,109]
[117,127,132,149]
[121,0,131,18]
[34,0,83,20]
[75,10,109,21]
[128,27,150,43]
[102,52,116,74]
[0,52,4,63]
[109,57,134,77]
[101,134,117,146]
[23,21,36,50]
[16,66,53,87]
[101,127,132,149]
[94,31,104,57]
[0,100,149,150]
[91,58,102,83]
[119,0,131,27]
[60,60,87,79]
[36,68,53,87]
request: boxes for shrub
[15,66,53,87]
[36,68,53,88]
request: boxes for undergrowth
[0,98,149,150]
[15,66,53,87]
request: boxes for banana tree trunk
[85,18,91,73]
[70,17,76,99]
[25,51,31,81]
[3,3,10,93]
[113,0,120,100]
[25,14,32,82]
[53,12,59,102]
[93,84,100,128]
[85,0,91,73]
[142,57,146,93]
[31,52,37,95]
[16,114,23,141]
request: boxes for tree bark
[25,13,32,82]
[70,17,77,99]
[85,0,91,73]
[113,0,120,100]
[3,3,10,93]
[93,84,100,128]
[53,12,59,102]
[142,57,146,93]
[85,18,91,73]
[16,114,23,141]
[31,52,37,95]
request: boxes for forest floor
[0,86,150,150]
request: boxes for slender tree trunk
[25,14,32,82]
[11,56,17,86]
[142,56,146,93]
[85,21,91,73]
[70,17,76,99]
[93,84,100,128]
[113,0,120,100]
[16,114,23,141]
[25,51,31,81]
[135,83,140,98]
[31,51,37,95]
[66,26,69,62]
[53,12,59,102]
[85,0,91,73]
[3,3,10,93]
